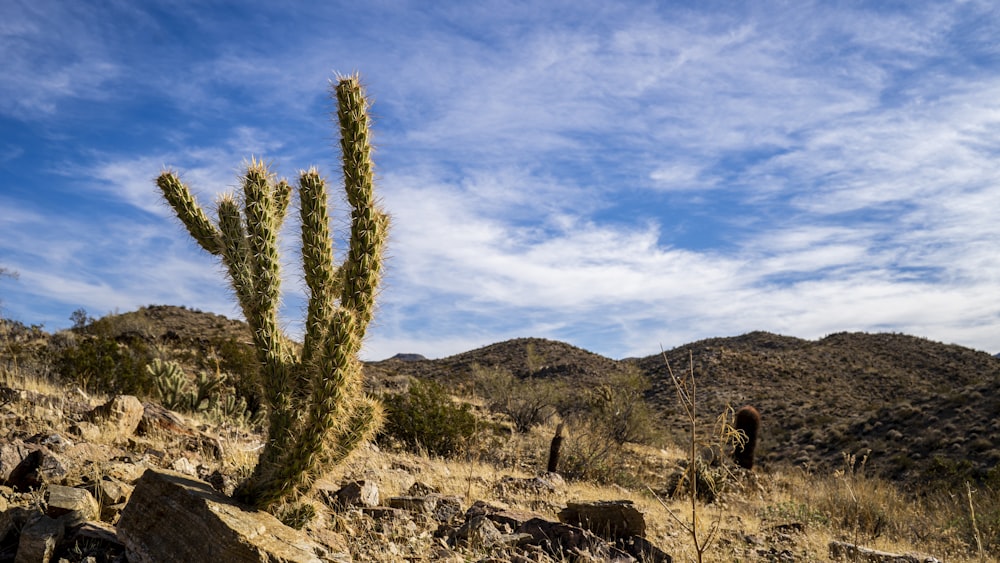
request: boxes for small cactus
[733,405,760,470]
[148,359,189,411]
[158,75,388,510]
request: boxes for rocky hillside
[640,331,1000,486]
[64,307,1000,489]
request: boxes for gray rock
[558,500,646,540]
[451,515,503,548]
[45,485,99,524]
[117,468,334,563]
[319,480,379,509]
[0,441,30,483]
[829,541,941,563]
[14,514,63,563]
[7,448,68,491]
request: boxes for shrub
[380,378,478,457]
[573,367,663,446]
[473,365,559,432]
[56,335,154,396]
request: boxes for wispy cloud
[4,1,1000,360]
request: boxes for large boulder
[85,395,144,438]
[117,468,341,563]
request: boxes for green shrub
[209,337,263,415]
[380,378,478,457]
[56,335,154,396]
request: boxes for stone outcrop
[84,395,144,438]
[829,541,942,563]
[116,468,338,563]
[558,500,646,540]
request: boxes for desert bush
[575,367,663,446]
[808,452,908,541]
[552,418,630,484]
[208,337,262,413]
[147,358,225,413]
[473,365,560,432]
[380,378,479,457]
[56,335,154,396]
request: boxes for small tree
[158,75,389,511]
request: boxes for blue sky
[3,1,1000,360]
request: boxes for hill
[71,307,1000,489]
[637,331,1000,487]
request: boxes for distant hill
[636,331,1000,487]
[98,306,1000,488]
[86,304,251,346]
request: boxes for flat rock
[558,500,646,540]
[117,468,334,563]
[829,541,941,563]
[45,484,99,523]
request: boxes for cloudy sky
[3,1,1000,360]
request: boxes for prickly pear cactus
[157,75,388,510]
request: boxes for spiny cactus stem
[156,173,221,254]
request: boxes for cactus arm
[156,172,222,255]
[335,76,388,337]
[240,161,288,368]
[274,178,292,229]
[217,194,256,320]
[298,168,338,365]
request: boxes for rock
[829,541,942,563]
[136,402,195,436]
[362,506,409,522]
[14,514,63,563]
[388,493,462,523]
[619,535,672,563]
[169,456,198,476]
[431,495,463,524]
[407,481,439,495]
[68,421,102,441]
[45,485,99,524]
[136,402,223,457]
[117,468,334,563]
[517,517,635,562]
[91,475,132,506]
[6,448,68,491]
[318,481,379,509]
[388,495,437,514]
[465,500,545,532]
[558,500,646,540]
[0,441,30,483]
[451,515,503,548]
[85,395,144,438]
[0,507,35,543]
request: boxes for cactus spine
[156,75,388,510]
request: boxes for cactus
[148,359,189,411]
[157,75,388,510]
[733,405,760,470]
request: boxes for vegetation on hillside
[1,306,997,559]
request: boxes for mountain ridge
[71,306,1000,488]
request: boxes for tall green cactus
[157,75,388,510]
